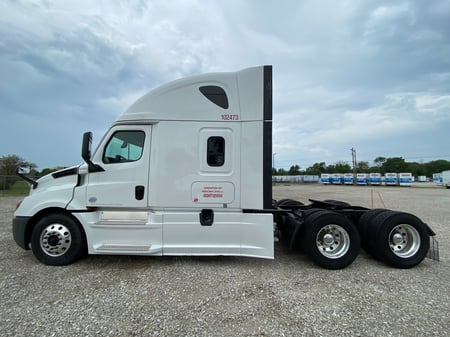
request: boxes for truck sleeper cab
[13,66,437,269]
[13,66,274,266]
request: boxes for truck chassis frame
[265,198,437,269]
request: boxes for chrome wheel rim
[388,224,420,258]
[316,225,350,259]
[40,224,72,257]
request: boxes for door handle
[135,185,145,200]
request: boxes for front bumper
[12,216,32,250]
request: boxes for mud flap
[426,236,439,261]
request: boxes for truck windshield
[103,131,145,163]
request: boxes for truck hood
[31,165,80,195]
[15,165,82,217]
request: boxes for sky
[1,0,450,171]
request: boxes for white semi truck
[13,66,437,269]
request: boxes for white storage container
[399,172,412,187]
[385,173,398,186]
[369,173,381,185]
[356,173,368,185]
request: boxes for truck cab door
[86,125,152,208]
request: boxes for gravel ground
[1,184,449,337]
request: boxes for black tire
[274,199,304,229]
[366,210,399,259]
[323,199,351,207]
[373,212,430,268]
[31,213,86,266]
[358,208,388,253]
[301,210,360,269]
[288,208,324,249]
[277,199,304,209]
[302,208,324,218]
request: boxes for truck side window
[199,86,229,109]
[103,131,145,164]
[207,136,225,167]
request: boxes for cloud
[1,0,449,170]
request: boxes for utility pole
[351,148,357,185]
[272,153,276,171]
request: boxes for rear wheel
[288,208,323,249]
[31,213,86,266]
[374,212,430,268]
[302,210,360,269]
[323,199,351,207]
[302,208,323,218]
[358,208,388,254]
[277,199,304,209]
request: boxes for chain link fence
[272,175,320,184]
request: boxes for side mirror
[17,166,31,175]
[82,132,93,162]
[16,166,37,189]
[81,132,104,173]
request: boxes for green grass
[0,180,31,196]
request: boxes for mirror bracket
[81,132,104,173]
[16,167,38,189]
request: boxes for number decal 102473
[221,114,239,121]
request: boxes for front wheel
[31,213,86,266]
[302,210,360,269]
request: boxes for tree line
[0,154,58,190]
[273,157,450,177]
